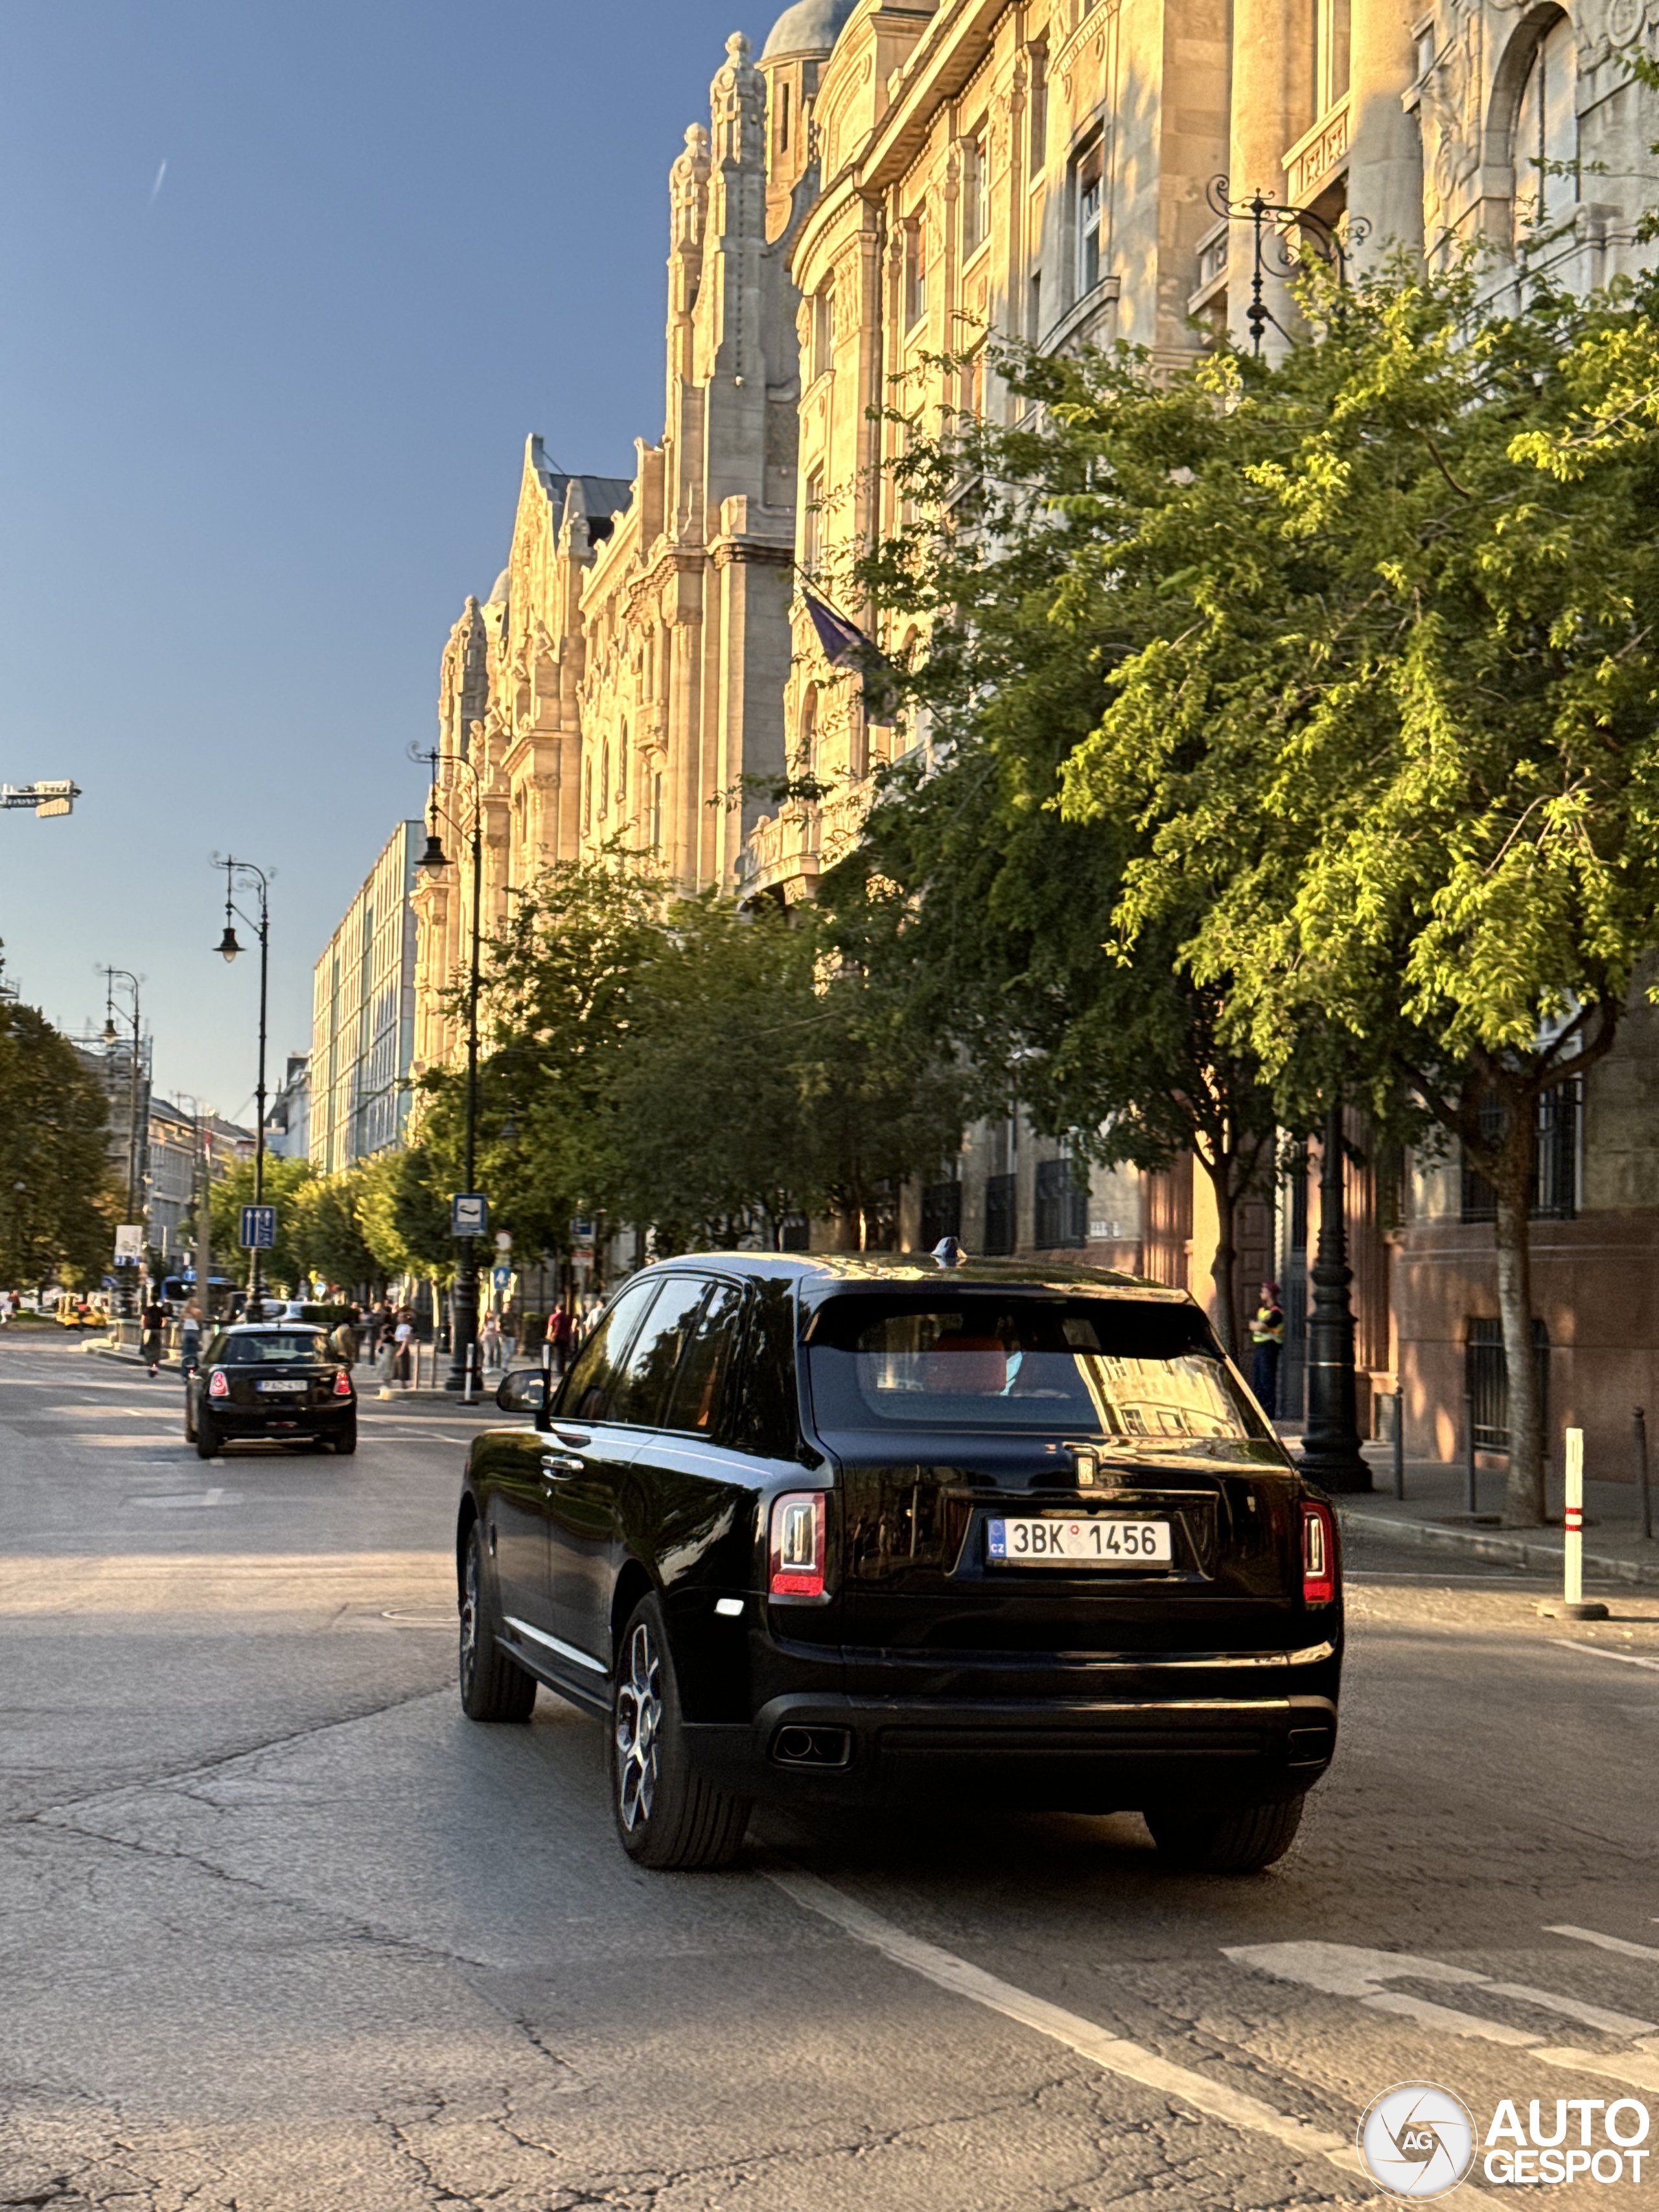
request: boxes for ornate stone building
[407,0,1659,1473]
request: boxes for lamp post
[413,746,484,1398]
[1299,1100,1371,1492]
[100,967,145,1312]
[213,858,271,1316]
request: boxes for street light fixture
[412,741,484,1399]
[212,857,272,1316]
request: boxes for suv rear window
[804,1296,1266,1443]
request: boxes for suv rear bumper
[683,1690,1336,1810]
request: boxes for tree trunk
[1496,1179,1545,1528]
[1203,1155,1239,1358]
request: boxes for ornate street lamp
[413,745,485,1400]
[1203,177,1369,357]
[213,857,272,1316]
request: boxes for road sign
[494,1229,512,1251]
[452,1193,489,1239]
[113,1224,144,1261]
[491,1265,511,1289]
[239,1205,277,1251]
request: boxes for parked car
[185,1323,357,1457]
[454,1253,1341,1874]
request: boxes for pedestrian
[1250,1280,1285,1419]
[548,1305,575,1377]
[393,1306,414,1384]
[139,1294,166,1377]
[480,1310,502,1373]
[331,1314,359,1366]
[178,1298,203,1377]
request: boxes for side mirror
[495,1369,548,1417]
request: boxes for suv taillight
[332,1369,352,1397]
[769,1492,826,1600]
[207,1368,228,1399]
[1301,1500,1336,1606]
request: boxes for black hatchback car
[456,1255,1341,1874]
[185,1324,357,1458]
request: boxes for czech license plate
[987,1517,1172,1566]
[257,1379,308,1393]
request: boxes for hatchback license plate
[988,1517,1172,1566]
[257,1379,308,1393]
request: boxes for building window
[776,77,791,154]
[582,762,592,835]
[1459,1080,1581,1224]
[651,771,663,852]
[796,686,818,777]
[1073,137,1104,298]
[920,1179,962,1250]
[802,466,824,575]
[904,220,927,329]
[984,1171,1017,1255]
[961,132,986,257]
[1028,268,1043,343]
[1465,1316,1551,1453]
[599,739,610,819]
[1312,0,1352,119]
[811,284,834,380]
[1035,1154,1088,1249]
[1028,48,1048,174]
[1514,12,1577,243]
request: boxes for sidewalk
[1304,1436,1659,1589]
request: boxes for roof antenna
[931,1236,966,1268]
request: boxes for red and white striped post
[1558,1426,1608,1622]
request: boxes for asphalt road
[4,1328,1658,2211]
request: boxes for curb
[1337,1498,1659,1589]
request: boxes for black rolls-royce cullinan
[455,1253,1341,1873]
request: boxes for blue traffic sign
[239,1205,277,1251]
[491,1264,511,1288]
[452,1193,489,1239]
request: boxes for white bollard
[1550,1426,1608,1621]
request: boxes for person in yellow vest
[1251,1281,1284,1418]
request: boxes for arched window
[798,688,818,783]
[583,762,592,835]
[1514,12,1577,243]
[599,738,610,819]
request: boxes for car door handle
[541,1453,586,1478]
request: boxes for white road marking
[125,1488,232,1510]
[1227,1940,1655,2042]
[1548,1924,1659,1964]
[766,1868,1453,2198]
[1548,1640,1659,1674]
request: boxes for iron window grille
[983,1171,1017,1256]
[1465,1315,1551,1453]
[1034,1156,1087,1248]
[1460,1079,1580,1224]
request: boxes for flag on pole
[800,587,897,717]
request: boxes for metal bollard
[1464,1390,1478,1515]
[1636,1406,1652,1544]
[1393,1389,1406,1502]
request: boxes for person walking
[331,1313,359,1368]
[178,1298,203,1377]
[480,1310,502,1373]
[1250,1281,1285,1419]
[547,1305,575,1377]
[139,1294,166,1377]
[393,1307,414,1385]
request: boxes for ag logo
[1357,2082,1477,2198]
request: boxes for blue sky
[0,0,757,1121]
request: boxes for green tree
[356,1147,454,1281]
[0,1003,118,1287]
[289,1164,382,1296]
[205,1156,316,1294]
[1010,257,1659,1524]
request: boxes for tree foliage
[0,1003,118,1287]
[204,1156,316,1294]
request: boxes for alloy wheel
[615,1620,663,1832]
[460,1541,480,1699]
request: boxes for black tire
[611,1593,750,1870]
[1145,1795,1305,1874]
[183,1401,196,1443]
[331,1418,357,1456]
[459,1524,535,1722]
[195,1416,219,1461]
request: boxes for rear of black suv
[685,1267,1341,1869]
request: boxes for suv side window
[607,1274,710,1428]
[559,1279,660,1422]
[662,1281,745,1436]
[727,1281,799,1459]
